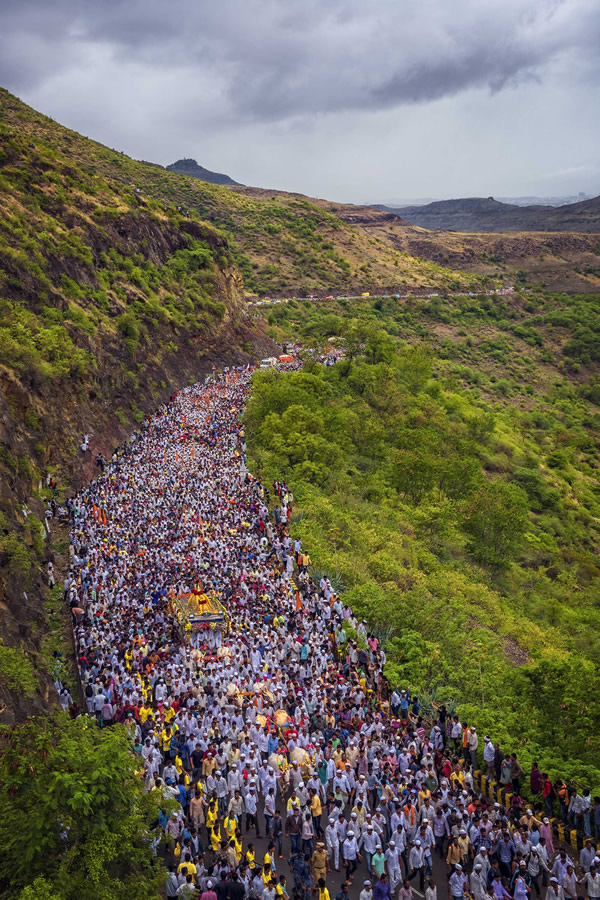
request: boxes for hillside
[165,157,242,185]
[251,289,600,787]
[303,199,600,293]
[0,90,489,299]
[376,195,600,233]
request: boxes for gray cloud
[0,0,598,200]
[1,0,599,120]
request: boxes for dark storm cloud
[1,0,599,121]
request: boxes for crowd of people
[61,364,600,900]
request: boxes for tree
[0,712,169,900]
[463,481,529,567]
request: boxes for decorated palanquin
[170,586,228,638]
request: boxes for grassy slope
[297,197,600,293]
[0,89,486,298]
[248,292,600,788]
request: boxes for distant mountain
[373,195,600,233]
[166,158,242,186]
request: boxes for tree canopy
[0,713,168,900]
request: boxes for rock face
[166,158,242,186]
[374,195,600,233]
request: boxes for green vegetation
[0,88,485,298]
[0,93,238,387]
[0,640,37,694]
[0,713,168,900]
[246,293,600,790]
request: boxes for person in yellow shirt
[245,844,256,870]
[160,725,172,754]
[206,797,218,832]
[317,878,331,900]
[450,765,465,789]
[138,704,150,724]
[177,855,196,879]
[310,791,322,829]
[418,786,431,807]
[223,813,238,841]
[210,823,222,851]
[233,829,242,859]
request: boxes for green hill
[248,291,600,789]
[0,89,485,299]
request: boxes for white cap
[475,864,482,871]
[455,864,463,871]
[415,840,421,846]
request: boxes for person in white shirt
[326,816,340,871]
[483,736,496,779]
[470,863,487,900]
[386,839,402,894]
[409,839,425,891]
[359,879,374,900]
[362,824,379,873]
[578,862,600,900]
[343,830,361,882]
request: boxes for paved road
[234,806,456,899]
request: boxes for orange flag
[295,591,302,611]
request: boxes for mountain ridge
[374,194,600,232]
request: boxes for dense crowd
[62,365,600,900]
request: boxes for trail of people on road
[66,364,600,900]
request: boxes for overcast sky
[1,0,599,204]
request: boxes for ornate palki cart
[172,587,228,649]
